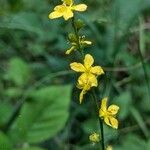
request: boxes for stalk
[92,90,105,150]
[71,17,84,58]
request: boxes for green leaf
[104,125,118,142]
[114,134,147,150]
[73,144,100,150]
[0,102,13,126]
[10,85,71,143]
[83,118,99,134]
[146,140,150,150]
[0,131,12,150]
[0,12,43,34]
[4,87,23,98]
[113,91,132,120]
[130,106,149,138]
[16,147,45,150]
[5,57,31,86]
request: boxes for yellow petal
[49,11,63,19]
[89,132,100,143]
[70,62,85,72]
[77,75,91,90]
[88,74,98,87]
[49,5,66,19]
[77,74,88,89]
[109,117,118,129]
[108,105,119,115]
[106,145,113,150]
[54,5,66,11]
[90,66,104,75]
[78,73,87,84]
[73,4,87,11]
[104,117,112,127]
[104,116,118,129]
[100,97,108,112]
[79,90,86,104]
[84,54,94,69]
[83,40,92,45]
[65,46,76,54]
[76,82,82,89]
[99,109,106,117]
[78,73,98,88]
[63,8,73,20]
[63,0,73,6]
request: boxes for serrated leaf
[10,85,71,143]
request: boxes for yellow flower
[49,0,87,20]
[77,73,97,103]
[99,97,119,129]
[66,37,92,55]
[106,145,113,150]
[89,132,100,144]
[70,54,104,103]
[70,54,104,77]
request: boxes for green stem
[71,17,84,58]
[139,16,150,99]
[99,118,105,150]
[92,90,105,150]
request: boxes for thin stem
[2,99,25,133]
[99,118,105,150]
[139,16,150,99]
[92,90,105,150]
[71,17,84,58]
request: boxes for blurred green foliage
[0,0,150,149]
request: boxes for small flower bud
[75,19,85,30]
[106,145,113,150]
[89,132,100,144]
[68,33,77,42]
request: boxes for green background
[0,0,150,149]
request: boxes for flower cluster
[49,0,120,148]
[70,54,104,103]
[66,35,92,55]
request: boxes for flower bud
[68,33,77,42]
[75,19,85,30]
